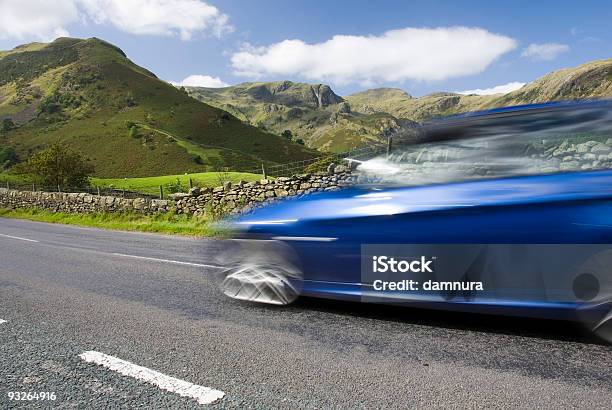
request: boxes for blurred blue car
[222,100,612,340]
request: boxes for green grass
[0,208,225,237]
[92,171,263,195]
[0,172,32,185]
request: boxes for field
[92,171,263,195]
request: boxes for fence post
[188,178,193,189]
[6,181,9,190]
[386,137,393,156]
[32,183,35,192]
[57,185,61,193]
[122,188,125,198]
[97,186,101,196]
[159,185,164,200]
[261,163,267,180]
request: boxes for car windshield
[355,101,612,186]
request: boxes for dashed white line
[111,252,223,269]
[0,233,39,243]
[79,351,225,405]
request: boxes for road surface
[1,218,611,408]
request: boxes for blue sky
[0,0,610,96]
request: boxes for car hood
[234,170,612,226]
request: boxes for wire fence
[246,142,390,177]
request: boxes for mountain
[187,59,611,153]
[186,81,416,152]
[0,38,316,178]
[346,59,612,122]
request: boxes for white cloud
[457,81,526,96]
[0,0,78,41]
[78,0,232,40]
[170,74,229,87]
[521,43,570,61]
[0,0,231,43]
[230,26,517,85]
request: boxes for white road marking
[111,252,223,269]
[79,351,224,405]
[0,233,39,243]
[272,236,337,242]
[0,319,7,325]
[237,219,298,225]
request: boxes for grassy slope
[0,208,222,236]
[0,38,317,178]
[92,171,262,195]
[186,81,407,152]
[346,59,612,122]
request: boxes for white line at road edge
[111,253,223,269]
[0,233,39,243]
[79,351,224,405]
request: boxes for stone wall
[0,188,171,214]
[173,166,356,216]
[0,166,356,217]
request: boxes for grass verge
[0,208,226,237]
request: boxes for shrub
[2,118,15,132]
[24,143,93,187]
[129,126,140,138]
[39,92,81,114]
[0,146,18,169]
[165,178,185,194]
[125,92,136,107]
[281,129,293,140]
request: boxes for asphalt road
[1,217,611,408]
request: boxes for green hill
[0,37,316,178]
[346,59,612,122]
[186,81,416,152]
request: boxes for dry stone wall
[0,188,170,214]
[173,167,356,216]
[0,166,357,217]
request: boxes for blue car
[222,100,612,341]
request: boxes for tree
[281,129,293,140]
[25,143,93,188]
[0,146,17,169]
[1,118,15,132]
